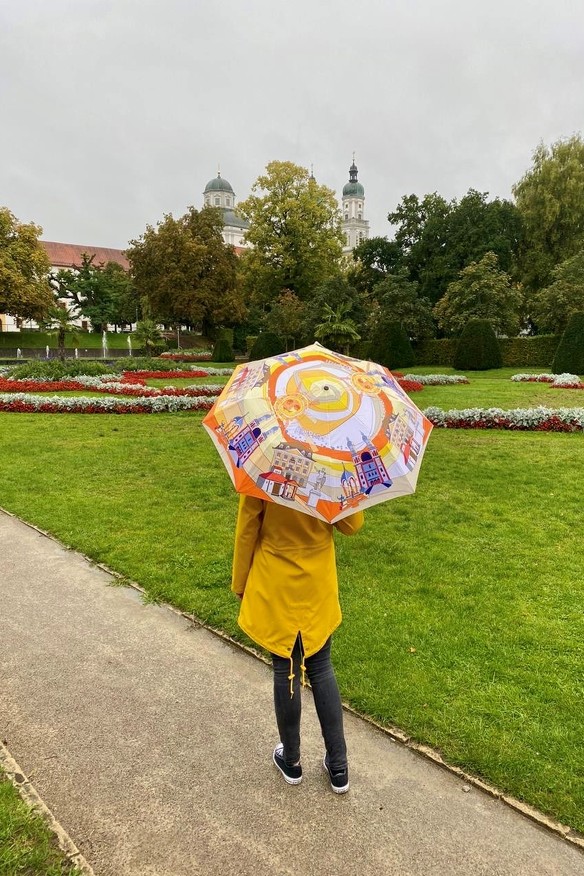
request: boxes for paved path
[1,509,582,876]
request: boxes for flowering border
[424,405,584,432]
[0,376,223,399]
[0,393,215,414]
[402,374,469,386]
[511,373,584,388]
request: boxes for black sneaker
[323,753,350,794]
[273,743,302,785]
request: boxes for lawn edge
[0,741,95,874]
[3,505,584,854]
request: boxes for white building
[341,158,370,254]
[203,173,250,252]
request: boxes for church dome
[204,173,234,194]
[343,160,364,198]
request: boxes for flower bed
[402,374,469,385]
[511,373,584,389]
[0,393,215,414]
[159,351,213,361]
[396,378,423,392]
[0,376,223,399]
[121,368,232,379]
[424,405,584,432]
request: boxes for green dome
[343,181,365,197]
[204,173,234,194]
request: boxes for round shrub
[370,321,415,370]
[453,320,502,370]
[249,332,285,360]
[552,312,584,375]
[212,337,234,362]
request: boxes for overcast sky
[1,0,582,249]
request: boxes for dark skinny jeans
[271,636,347,772]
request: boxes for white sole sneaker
[323,754,350,794]
[273,744,303,785]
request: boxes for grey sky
[1,0,582,249]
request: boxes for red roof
[259,472,298,485]
[41,241,129,271]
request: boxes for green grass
[1,399,583,832]
[0,776,80,875]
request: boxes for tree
[513,135,584,293]
[40,302,80,361]
[263,290,305,351]
[301,275,365,345]
[0,207,52,320]
[532,251,584,334]
[453,319,502,370]
[314,301,361,354]
[53,254,130,332]
[127,206,244,334]
[551,312,584,374]
[132,319,165,356]
[370,270,435,341]
[434,252,522,336]
[349,236,403,293]
[388,190,522,303]
[238,161,344,306]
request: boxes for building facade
[341,158,370,254]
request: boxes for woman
[231,494,364,793]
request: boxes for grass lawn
[0,776,80,875]
[1,380,583,832]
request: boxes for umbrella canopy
[202,343,433,523]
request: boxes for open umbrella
[202,342,432,523]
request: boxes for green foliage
[11,359,111,379]
[263,290,305,350]
[370,320,416,369]
[453,319,503,370]
[0,207,53,320]
[127,206,243,331]
[349,236,403,293]
[39,303,80,361]
[132,320,165,356]
[370,270,435,341]
[53,254,137,331]
[238,161,344,306]
[301,275,364,344]
[314,301,361,353]
[532,251,584,334]
[249,331,285,360]
[212,337,234,362]
[551,312,584,374]
[415,336,560,368]
[513,134,584,293]
[388,190,522,304]
[0,330,131,350]
[434,252,522,336]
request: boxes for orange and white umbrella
[202,342,433,523]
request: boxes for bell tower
[341,154,370,254]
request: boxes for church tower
[341,156,369,254]
[203,171,250,251]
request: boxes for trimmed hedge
[415,335,560,368]
[212,337,234,362]
[369,322,415,370]
[453,320,502,370]
[552,313,584,374]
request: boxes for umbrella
[202,342,433,523]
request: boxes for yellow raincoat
[232,495,364,659]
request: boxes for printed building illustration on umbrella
[257,443,314,501]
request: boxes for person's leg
[271,636,302,766]
[304,637,347,773]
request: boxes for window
[344,214,349,222]
[358,213,362,220]
[215,196,220,206]
[226,197,231,206]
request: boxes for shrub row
[415,335,560,368]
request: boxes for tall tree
[263,290,305,351]
[40,302,80,361]
[532,251,584,334]
[348,236,403,293]
[434,252,522,336]
[370,271,435,341]
[54,254,120,331]
[127,206,244,334]
[238,161,344,306]
[0,207,52,320]
[300,275,365,344]
[388,190,522,303]
[513,135,584,293]
[314,301,361,354]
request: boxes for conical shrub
[551,312,584,374]
[370,321,415,370]
[249,332,285,360]
[453,319,502,370]
[211,337,234,362]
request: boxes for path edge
[2,505,583,855]
[0,741,95,875]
